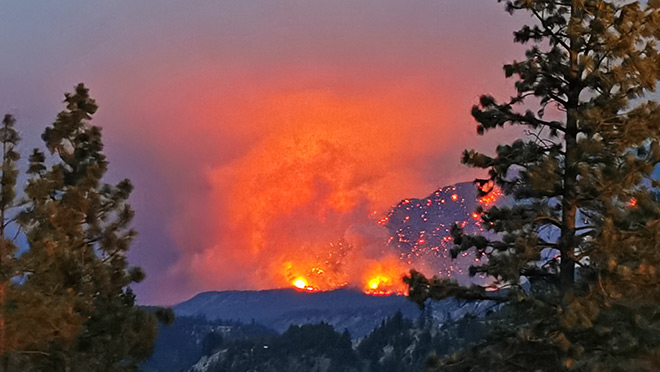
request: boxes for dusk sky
[1,1,531,305]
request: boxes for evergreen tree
[406,1,660,370]
[0,84,171,372]
[0,114,20,356]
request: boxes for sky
[0,1,532,305]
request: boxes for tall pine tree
[0,84,172,372]
[406,1,660,370]
[0,114,20,357]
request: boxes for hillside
[174,288,421,338]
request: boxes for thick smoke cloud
[180,87,455,292]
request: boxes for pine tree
[0,114,20,357]
[406,1,660,370]
[0,84,172,372]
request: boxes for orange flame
[478,183,502,208]
[361,256,408,295]
[293,278,307,289]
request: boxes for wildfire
[280,182,504,296]
[293,278,307,289]
[362,257,408,295]
[282,249,409,295]
[291,277,318,292]
[284,256,408,295]
[478,183,502,207]
[367,276,392,290]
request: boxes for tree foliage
[0,84,171,372]
[406,1,660,370]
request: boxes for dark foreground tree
[406,1,660,370]
[0,84,172,372]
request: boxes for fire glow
[478,183,502,207]
[280,246,409,295]
[177,90,504,298]
[279,183,503,295]
[293,278,308,289]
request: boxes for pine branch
[406,270,509,307]
[14,351,50,357]
[530,8,571,51]
[520,266,558,280]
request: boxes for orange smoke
[178,88,458,293]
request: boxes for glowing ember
[628,197,637,207]
[478,183,502,207]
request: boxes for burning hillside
[279,182,502,295]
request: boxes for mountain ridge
[174,287,421,338]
